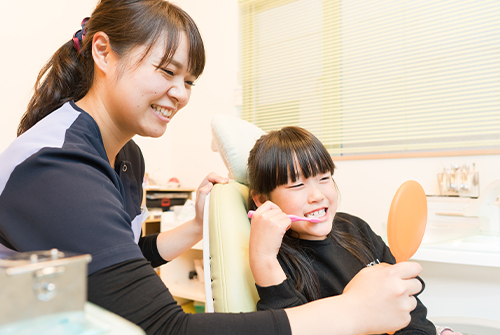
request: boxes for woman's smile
[151,104,174,119]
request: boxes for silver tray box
[0,249,91,325]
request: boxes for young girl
[247,126,460,335]
[0,1,425,334]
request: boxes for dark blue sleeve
[88,258,292,335]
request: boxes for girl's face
[104,32,196,140]
[268,171,338,240]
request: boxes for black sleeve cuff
[256,277,308,310]
[138,233,168,268]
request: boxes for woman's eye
[162,69,174,76]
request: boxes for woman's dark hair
[18,0,205,136]
[247,126,374,301]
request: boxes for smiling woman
[0,1,425,335]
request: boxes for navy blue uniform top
[0,102,291,335]
[0,101,148,273]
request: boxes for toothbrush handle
[248,210,256,218]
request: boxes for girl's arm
[248,201,291,287]
[156,173,228,261]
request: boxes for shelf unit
[142,188,206,308]
[142,187,195,235]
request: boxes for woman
[0,1,422,334]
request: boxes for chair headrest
[211,114,266,185]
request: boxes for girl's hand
[249,201,291,286]
[194,172,229,227]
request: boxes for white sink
[428,234,500,254]
[430,317,500,335]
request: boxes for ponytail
[18,37,93,136]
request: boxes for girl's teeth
[306,209,326,218]
[152,104,172,117]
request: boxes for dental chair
[203,114,266,313]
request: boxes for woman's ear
[251,191,268,207]
[92,32,113,73]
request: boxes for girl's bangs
[275,132,335,186]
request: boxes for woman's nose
[167,81,189,105]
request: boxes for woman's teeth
[152,104,172,118]
[306,209,326,218]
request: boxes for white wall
[0,0,97,149]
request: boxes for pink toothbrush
[247,210,321,223]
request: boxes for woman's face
[104,32,196,140]
[268,171,338,240]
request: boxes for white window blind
[240,0,500,158]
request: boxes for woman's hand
[285,261,424,335]
[193,172,229,228]
[342,262,422,334]
[249,201,291,287]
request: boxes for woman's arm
[88,258,292,335]
[88,258,423,335]
[156,173,228,261]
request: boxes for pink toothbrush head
[247,210,321,223]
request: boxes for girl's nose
[308,186,325,203]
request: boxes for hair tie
[72,17,90,53]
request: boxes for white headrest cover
[211,114,266,185]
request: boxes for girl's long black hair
[247,126,375,301]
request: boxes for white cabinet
[159,245,205,303]
[411,238,500,323]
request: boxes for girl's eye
[289,183,304,188]
[185,81,195,87]
[320,174,333,182]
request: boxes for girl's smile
[267,171,338,240]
